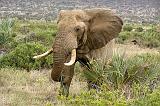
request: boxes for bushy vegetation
[0,43,52,70]
[1,54,160,106]
[0,19,56,70]
[59,87,160,106]
[13,19,57,46]
[117,24,160,48]
[131,88,160,106]
[0,19,16,49]
[58,54,160,106]
[0,18,160,105]
[123,24,133,31]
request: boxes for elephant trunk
[51,31,77,82]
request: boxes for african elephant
[33,8,123,96]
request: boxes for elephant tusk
[64,49,76,66]
[33,48,53,59]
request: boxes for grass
[0,18,57,51]
[0,68,87,106]
[0,19,15,49]
[59,54,160,106]
[0,19,55,70]
[0,42,53,70]
[13,19,57,46]
[1,54,160,106]
[0,19,160,105]
[117,23,160,48]
[0,68,58,106]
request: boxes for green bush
[0,32,10,45]
[82,54,160,90]
[118,24,160,48]
[13,20,57,47]
[0,19,15,46]
[123,24,133,31]
[117,31,132,43]
[0,42,52,70]
[131,88,160,106]
[58,89,127,106]
[0,18,15,34]
[142,29,160,48]
[58,54,160,106]
[135,27,144,32]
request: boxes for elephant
[33,8,123,96]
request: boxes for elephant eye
[74,26,81,32]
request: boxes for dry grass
[0,68,87,106]
[0,44,159,106]
[114,43,159,58]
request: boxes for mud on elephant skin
[33,8,123,96]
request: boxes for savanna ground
[0,19,160,106]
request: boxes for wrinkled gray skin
[50,9,123,96]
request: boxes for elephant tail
[33,48,53,59]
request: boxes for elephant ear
[85,9,123,50]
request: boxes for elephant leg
[59,64,75,97]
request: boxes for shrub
[0,19,15,46]
[0,32,10,45]
[142,28,160,48]
[131,88,160,106]
[118,24,160,48]
[0,42,52,70]
[123,24,133,31]
[0,18,15,34]
[135,27,144,32]
[117,31,132,43]
[58,54,160,105]
[58,89,127,106]
[13,20,57,47]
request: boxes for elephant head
[33,8,123,96]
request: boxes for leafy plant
[58,89,127,106]
[123,24,133,31]
[0,18,15,34]
[58,54,160,105]
[0,42,52,70]
[13,20,57,47]
[0,18,15,46]
[131,87,160,106]
[135,27,143,32]
[118,24,160,48]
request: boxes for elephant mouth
[64,49,76,66]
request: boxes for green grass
[131,87,160,106]
[0,42,53,70]
[0,19,57,50]
[1,54,160,106]
[0,19,16,49]
[58,54,160,106]
[13,19,57,47]
[117,23,160,48]
[0,19,160,105]
[0,19,56,70]
[0,54,160,106]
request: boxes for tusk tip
[33,56,38,59]
[64,63,73,66]
[64,49,77,66]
